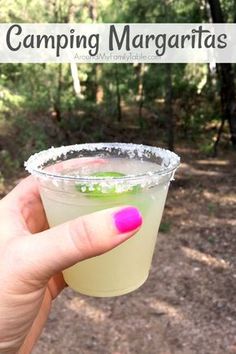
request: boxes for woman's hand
[0,177,142,354]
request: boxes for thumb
[11,206,142,283]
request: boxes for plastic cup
[25,143,180,297]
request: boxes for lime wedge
[91,172,125,178]
[75,171,140,197]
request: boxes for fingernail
[114,207,142,233]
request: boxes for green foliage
[199,141,214,155]
[0,0,234,181]
[207,202,216,215]
[159,221,171,233]
[0,171,4,194]
[0,74,25,113]
[0,149,20,178]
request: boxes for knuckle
[69,217,95,257]
[0,238,27,277]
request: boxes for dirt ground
[26,147,235,354]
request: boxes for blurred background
[0,0,236,353]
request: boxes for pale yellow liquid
[40,158,169,297]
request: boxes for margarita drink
[25,143,180,297]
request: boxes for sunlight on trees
[0,0,235,182]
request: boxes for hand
[0,177,142,354]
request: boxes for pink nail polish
[114,207,142,233]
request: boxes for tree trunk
[70,62,81,97]
[95,64,104,104]
[115,66,122,121]
[162,1,175,150]
[234,0,236,23]
[88,0,104,104]
[213,116,225,156]
[207,0,224,21]
[136,63,145,126]
[216,63,236,145]
[207,0,236,147]
[88,0,98,20]
[54,63,62,122]
[165,64,175,151]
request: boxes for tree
[207,0,236,150]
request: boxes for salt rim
[24,142,180,183]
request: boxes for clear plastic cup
[25,143,180,297]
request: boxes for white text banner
[0,23,235,63]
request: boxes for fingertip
[113,206,143,234]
